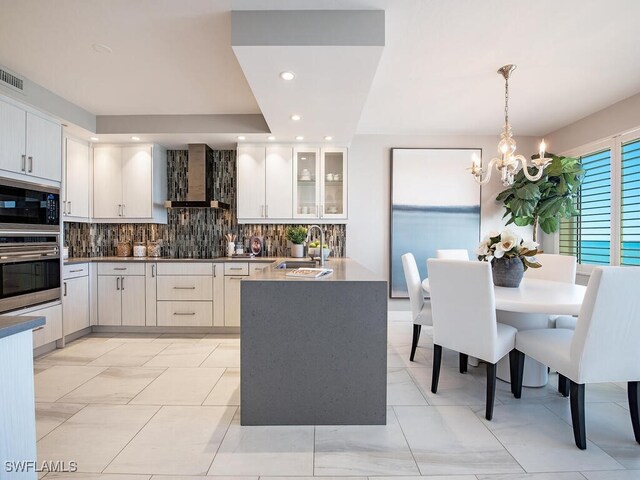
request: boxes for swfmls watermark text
[4,460,78,473]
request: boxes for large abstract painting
[390,148,482,298]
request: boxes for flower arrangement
[476,229,541,270]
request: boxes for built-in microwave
[0,178,60,231]
[0,233,61,313]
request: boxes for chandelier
[469,64,551,186]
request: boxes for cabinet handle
[21,154,26,172]
[116,277,120,290]
[122,204,126,216]
[118,204,122,216]
[230,276,243,280]
[151,265,156,277]
[63,281,67,296]
[173,312,196,316]
[32,326,45,332]
[68,201,72,215]
[121,276,125,290]
[173,286,196,290]
[28,156,33,173]
[213,264,216,277]
[70,269,83,273]
[113,267,127,271]
[229,267,243,271]
[62,200,66,215]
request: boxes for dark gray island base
[241,259,388,426]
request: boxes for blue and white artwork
[390,148,482,297]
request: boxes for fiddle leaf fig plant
[496,155,584,242]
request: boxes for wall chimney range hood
[164,144,230,209]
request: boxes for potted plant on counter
[477,230,541,287]
[285,226,308,258]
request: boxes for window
[622,139,640,266]
[559,149,612,265]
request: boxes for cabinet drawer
[63,263,89,279]
[98,263,145,276]
[157,301,213,326]
[249,262,274,275]
[156,262,213,276]
[22,303,63,349]
[157,276,213,301]
[224,262,249,276]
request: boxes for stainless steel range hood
[164,144,230,209]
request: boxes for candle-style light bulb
[539,139,546,159]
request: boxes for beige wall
[544,92,640,154]
[346,134,539,309]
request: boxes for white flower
[488,230,500,239]
[476,241,490,256]
[498,230,520,253]
[522,240,538,251]
[493,248,505,259]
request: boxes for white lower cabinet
[97,264,146,326]
[213,264,224,327]
[62,275,90,336]
[157,301,213,327]
[20,303,63,349]
[145,263,157,326]
[223,276,243,327]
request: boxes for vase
[491,257,524,288]
[291,244,304,258]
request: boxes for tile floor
[33,313,640,479]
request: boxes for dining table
[422,276,587,387]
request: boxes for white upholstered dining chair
[427,259,518,420]
[525,253,577,283]
[401,253,432,361]
[435,249,470,260]
[512,266,640,449]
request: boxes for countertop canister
[133,242,147,257]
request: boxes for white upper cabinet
[237,146,267,219]
[320,148,348,219]
[0,96,62,183]
[63,136,91,221]
[92,144,166,223]
[237,145,293,221]
[293,148,320,219]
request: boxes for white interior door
[97,275,122,325]
[237,146,266,219]
[93,146,123,218]
[265,146,293,219]
[121,276,146,326]
[25,112,62,182]
[122,146,152,218]
[0,99,26,174]
[65,137,90,219]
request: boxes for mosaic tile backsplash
[64,149,346,258]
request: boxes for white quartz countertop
[244,258,384,282]
[64,256,280,265]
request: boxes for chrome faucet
[306,224,325,267]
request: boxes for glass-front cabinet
[293,147,347,220]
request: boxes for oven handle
[0,253,60,264]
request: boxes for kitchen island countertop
[0,315,45,339]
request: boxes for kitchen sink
[276,260,318,269]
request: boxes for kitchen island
[1,315,45,479]
[240,258,388,426]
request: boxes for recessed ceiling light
[295,136,304,141]
[301,157,307,160]
[131,136,140,141]
[324,136,333,141]
[267,135,275,141]
[92,43,113,54]
[280,71,295,81]
[290,114,301,121]
[90,136,99,142]
[237,135,246,140]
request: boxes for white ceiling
[2,0,640,141]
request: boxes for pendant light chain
[504,75,509,126]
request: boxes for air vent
[0,67,24,92]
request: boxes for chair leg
[459,353,468,373]
[569,381,587,449]
[628,381,640,444]
[486,362,497,421]
[510,350,525,399]
[410,324,422,361]
[431,344,442,394]
[558,374,570,397]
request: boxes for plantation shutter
[559,149,611,265]
[621,139,640,266]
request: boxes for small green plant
[285,226,308,245]
[496,155,584,242]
